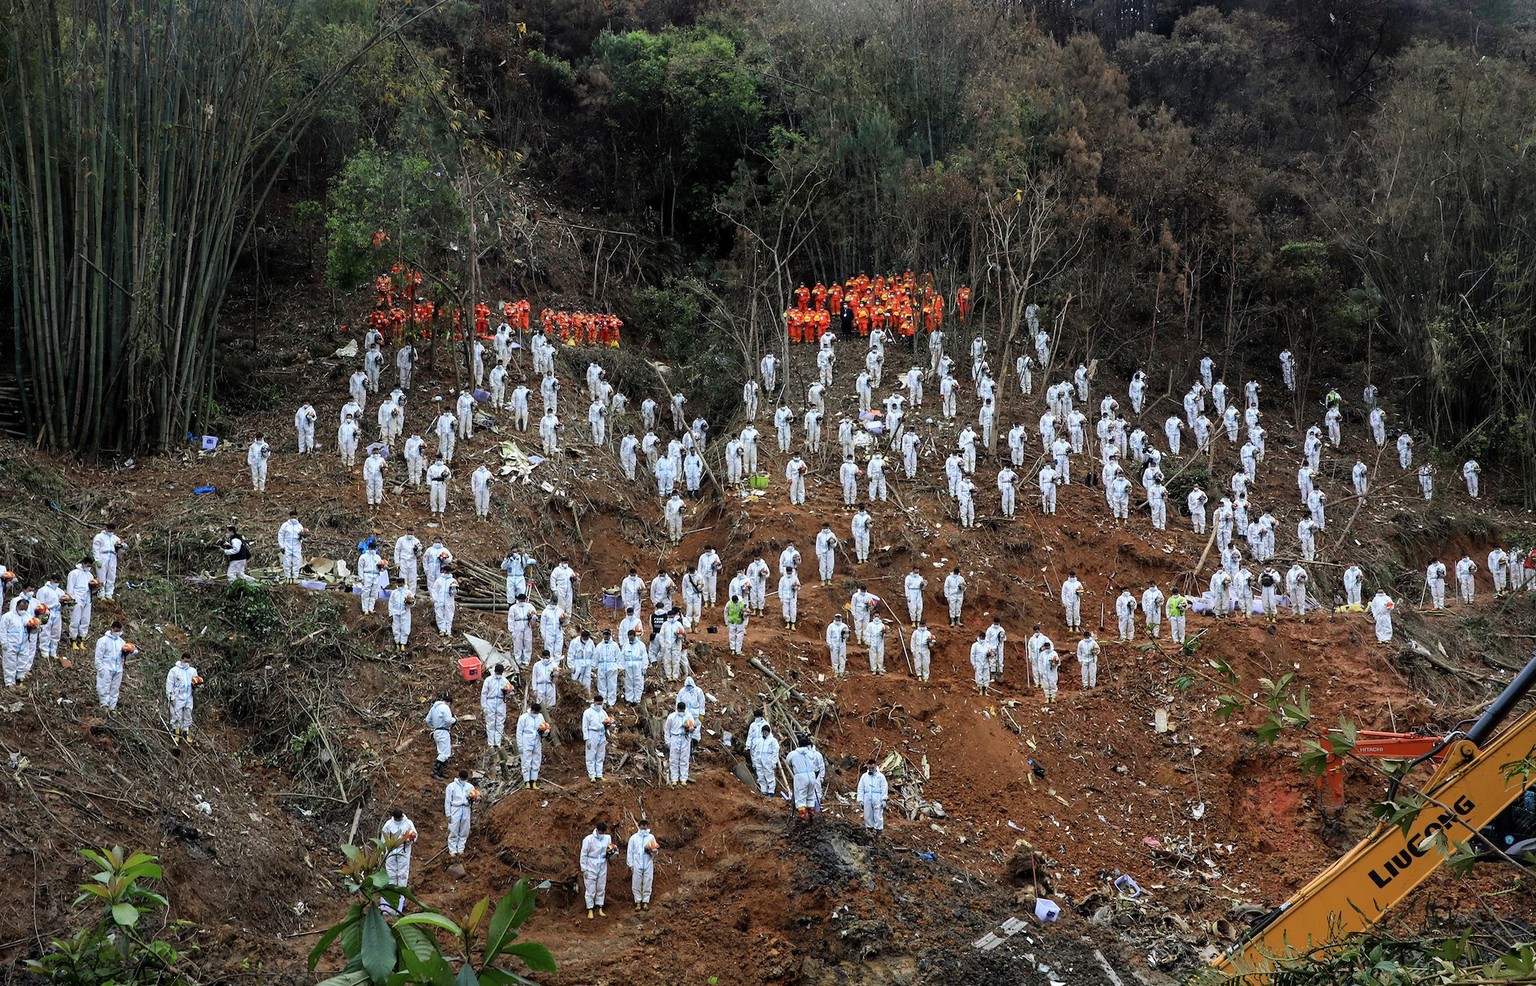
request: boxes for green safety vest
[1168,595,1187,617]
[726,601,747,625]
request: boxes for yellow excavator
[1211,651,1536,982]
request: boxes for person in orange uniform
[828,283,843,315]
[812,282,827,311]
[376,273,394,308]
[795,283,811,312]
[956,285,971,323]
[369,306,392,344]
[414,299,435,337]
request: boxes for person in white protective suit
[626,820,659,910]
[785,734,826,823]
[516,702,550,790]
[582,697,614,782]
[750,722,780,796]
[444,770,478,858]
[664,701,696,785]
[165,653,201,745]
[92,620,130,709]
[857,761,889,838]
[380,809,418,914]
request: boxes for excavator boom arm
[1214,655,1536,982]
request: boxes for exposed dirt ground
[2,287,1534,986]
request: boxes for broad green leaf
[342,909,365,957]
[361,905,397,986]
[509,879,537,930]
[484,891,520,961]
[1213,695,1244,724]
[401,947,454,986]
[317,969,372,986]
[310,906,363,969]
[111,902,140,927]
[478,966,536,986]
[465,895,490,937]
[395,924,437,965]
[1296,743,1329,780]
[502,941,556,973]
[395,912,463,936]
[453,961,481,986]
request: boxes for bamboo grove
[0,0,412,453]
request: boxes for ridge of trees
[2,0,1534,502]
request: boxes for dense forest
[3,0,1535,500]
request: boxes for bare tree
[979,172,1084,374]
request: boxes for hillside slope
[1,296,1533,986]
